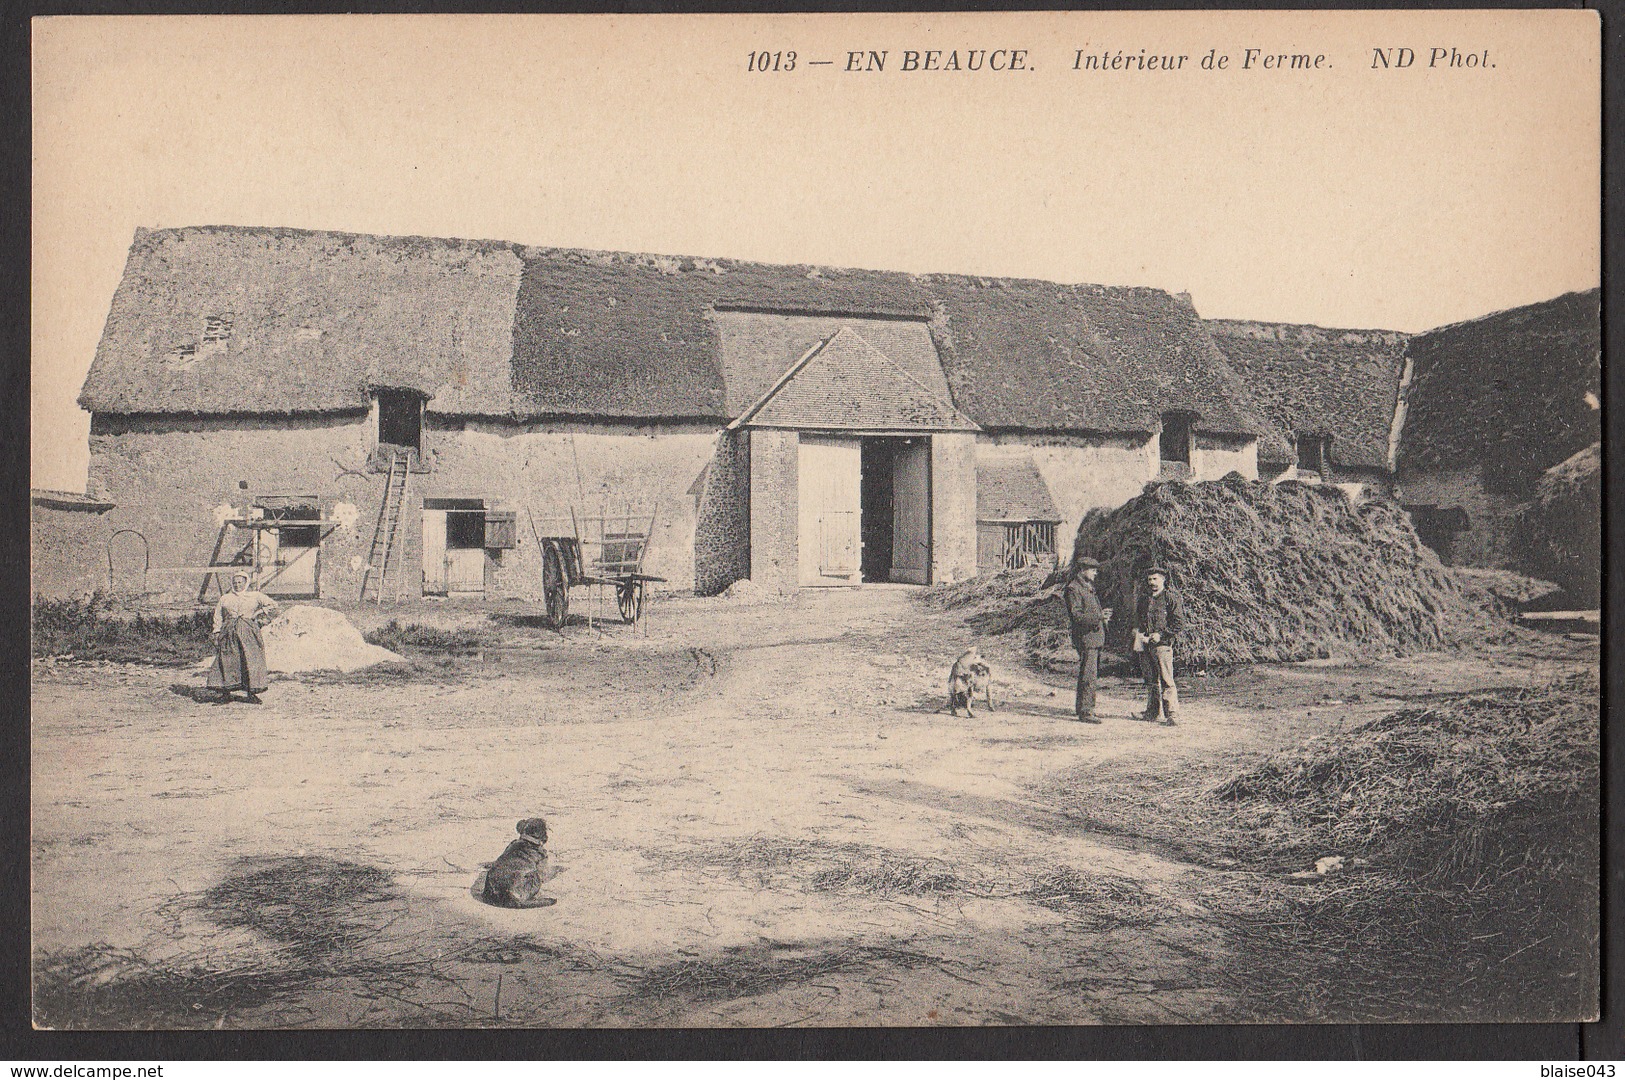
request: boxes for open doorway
[860,437,931,584]
[376,388,423,452]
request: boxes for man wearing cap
[1062,556,1109,723]
[1132,566,1183,725]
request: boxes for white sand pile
[196,605,404,674]
[264,606,404,672]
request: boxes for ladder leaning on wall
[360,449,412,605]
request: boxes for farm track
[30,587,1593,1027]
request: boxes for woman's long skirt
[207,616,269,693]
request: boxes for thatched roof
[79,227,523,417]
[31,489,115,513]
[1535,442,1600,507]
[1397,290,1601,495]
[1207,320,1409,470]
[81,225,1274,438]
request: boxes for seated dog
[946,647,996,717]
[479,817,555,909]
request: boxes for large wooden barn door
[798,435,861,586]
[890,439,931,584]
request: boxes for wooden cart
[527,506,665,629]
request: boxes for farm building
[63,225,1279,604]
[1393,290,1602,576]
[30,489,116,601]
[1206,319,1411,495]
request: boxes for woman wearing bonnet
[207,570,279,704]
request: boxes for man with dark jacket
[1133,565,1183,725]
[1062,556,1109,723]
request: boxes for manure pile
[1070,475,1498,667]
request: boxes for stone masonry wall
[693,429,751,596]
[85,414,724,604]
[748,429,800,592]
[87,415,379,604]
[979,433,1156,556]
[425,419,718,600]
[1192,433,1259,483]
[31,502,118,600]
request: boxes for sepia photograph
[28,11,1602,1029]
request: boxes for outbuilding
[68,225,1278,603]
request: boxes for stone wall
[930,433,978,584]
[31,501,117,600]
[87,414,379,604]
[426,419,718,599]
[747,429,800,592]
[693,430,751,596]
[84,413,724,603]
[978,433,1156,554]
[1193,433,1259,482]
[1396,465,1515,568]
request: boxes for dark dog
[946,647,996,717]
[479,818,554,909]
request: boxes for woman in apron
[208,570,280,704]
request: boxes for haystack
[1517,442,1601,605]
[1068,474,1499,667]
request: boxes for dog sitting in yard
[479,817,555,909]
[946,647,996,717]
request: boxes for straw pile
[1205,670,1599,1020]
[1068,475,1502,667]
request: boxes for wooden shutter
[484,510,518,549]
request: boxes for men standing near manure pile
[1133,566,1183,726]
[1062,556,1109,724]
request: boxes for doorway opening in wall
[422,498,487,597]
[1159,412,1194,479]
[376,389,423,453]
[860,436,932,585]
[1297,433,1331,480]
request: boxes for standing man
[1133,565,1183,725]
[1062,556,1108,723]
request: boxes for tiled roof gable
[735,328,978,432]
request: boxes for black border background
[1,0,1617,1060]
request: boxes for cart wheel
[543,546,569,628]
[617,579,644,624]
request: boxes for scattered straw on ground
[1038,668,1599,1021]
[625,942,935,1002]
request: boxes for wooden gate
[890,439,931,584]
[798,435,861,586]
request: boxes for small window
[445,509,486,549]
[376,389,423,451]
[1159,413,1193,474]
[1298,434,1331,477]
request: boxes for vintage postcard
[30,11,1601,1029]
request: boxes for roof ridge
[1407,288,1602,340]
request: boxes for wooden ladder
[360,449,412,604]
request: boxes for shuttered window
[484,510,517,550]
